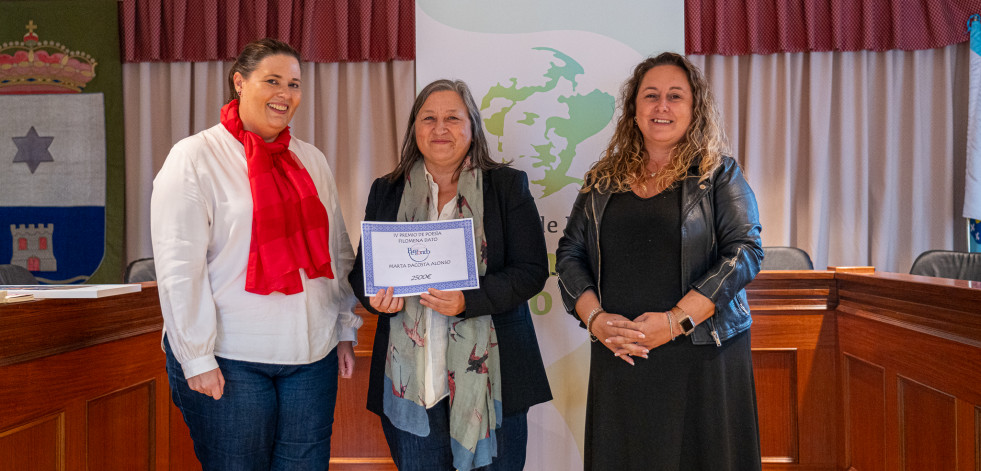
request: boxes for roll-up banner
[417,2,683,468]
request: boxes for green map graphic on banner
[480,48,614,197]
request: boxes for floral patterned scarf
[383,158,502,471]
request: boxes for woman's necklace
[634,170,661,198]
[647,161,665,179]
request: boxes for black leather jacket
[555,156,763,346]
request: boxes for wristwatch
[677,313,696,336]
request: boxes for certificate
[361,219,480,297]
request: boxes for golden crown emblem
[0,20,98,93]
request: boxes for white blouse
[151,124,362,379]
[420,167,454,407]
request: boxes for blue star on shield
[12,126,55,173]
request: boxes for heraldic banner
[0,1,124,284]
[416,1,684,468]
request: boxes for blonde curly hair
[584,52,729,193]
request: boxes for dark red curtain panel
[119,0,414,62]
[686,0,981,55]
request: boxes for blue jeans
[164,336,338,471]
[380,398,528,471]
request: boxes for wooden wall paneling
[0,333,163,434]
[806,346,839,468]
[747,271,836,310]
[0,288,172,471]
[748,271,838,470]
[64,399,84,471]
[0,332,166,470]
[974,406,980,471]
[86,381,155,470]
[752,348,799,463]
[327,464,398,470]
[836,272,981,471]
[835,282,981,406]
[330,360,395,468]
[835,273,981,348]
[0,413,64,471]
[0,332,168,470]
[150,370,185,471]
[168,401,199,470]
[897,377,956,470]
[330,310,397,470]
[752,313,839,470]
[153,373,167,471]
[842,354,886,471]
[151,365,201,470]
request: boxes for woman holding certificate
[151,38,362,470]
[556,53,764,470]
[349,79,552,471]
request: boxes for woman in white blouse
[150,38,361,471]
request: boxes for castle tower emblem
[10,224,57,272]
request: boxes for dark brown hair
[227,38,302,102]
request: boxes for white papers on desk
[0,290,34,303]
[0,284,142,299]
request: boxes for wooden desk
[0,284,190,470]
[748,269,981,470]
[0,285,390,470]
[3,273,979,470]
[833,272,981,471]
[747,269,838,468]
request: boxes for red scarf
[220,99,333,295]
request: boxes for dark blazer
[349,166,553,417]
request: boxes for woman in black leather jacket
[555,53,764,470]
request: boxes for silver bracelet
[665,310,677,341]
[585,306,604,342]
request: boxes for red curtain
[119,0,414,62]
[686,0,981,55]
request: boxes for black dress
[586,188,761,471]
